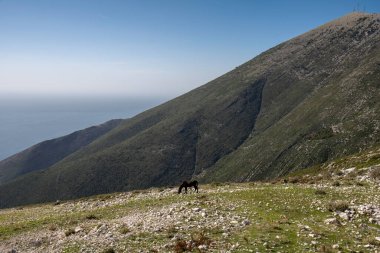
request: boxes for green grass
[1,142,380,251]
[218,185,379,252]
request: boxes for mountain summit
[0,13,379,208]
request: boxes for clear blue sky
[1,0,379,99]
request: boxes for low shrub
[366,238,380,246]
[315,189,327,195]
[119,225,130,234]
[86,214,98,220]
[355,181,365,186]
[370,166,380,180]
[64,228,75,237]
[101,248,115,253]
[173,232,211,252]
[48,224,58,231]
[327,201,349,212]
[191,232,211,247]
[174,239,188,253]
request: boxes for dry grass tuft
[370,166,380,180]
[64,228,75,237]
[327,201,349,212]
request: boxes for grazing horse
[178,180,199,194]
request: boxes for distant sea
[0,96,167,161]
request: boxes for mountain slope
[0,119,124,184]
[203,13,380,181]
[0,12,379,208]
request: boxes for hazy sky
[1,0,379,99]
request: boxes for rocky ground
[0,151,379,252]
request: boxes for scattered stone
[1,182,379,252]
[324,217,339,225]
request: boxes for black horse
[178,180,199,194]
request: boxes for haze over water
[0,96,166,160]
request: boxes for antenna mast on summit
[354,1,364,13]
[354,0,366,13]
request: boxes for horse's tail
[193,180,199,193]
[178,185,183,194]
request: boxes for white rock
[74,226,82,233]
[324,218,338,224]
[344,167,356,174]
[338,212,349,220]
[198,245,207,250]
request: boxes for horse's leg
[185,186,188,194]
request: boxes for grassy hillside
[202,13,380,182]
[0,13,379,208]
[0,147,379,252]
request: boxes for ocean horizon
[0,95,167,160]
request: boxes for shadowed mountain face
[0,13,379,208]
[0,119,124,184]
